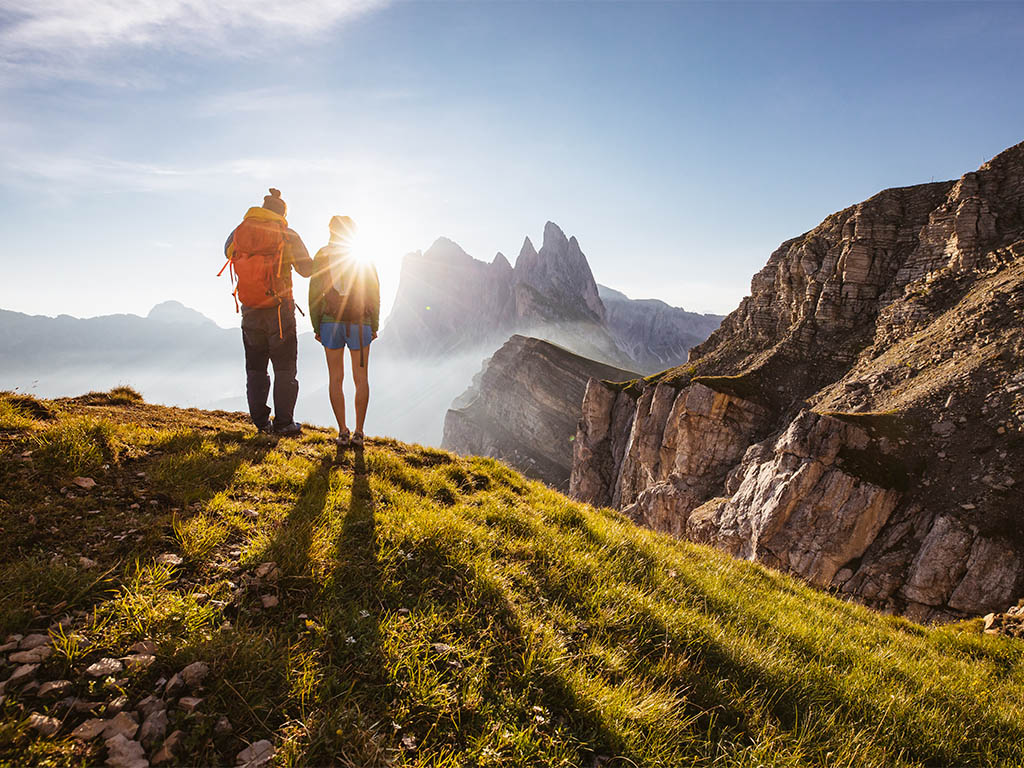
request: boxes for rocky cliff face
[384,222,715,373]
[442,335,636,489]
[598,285,723,372]
[571,140,1024,621]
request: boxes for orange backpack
[219,217,288,310]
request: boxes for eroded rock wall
[571,140,1024,621]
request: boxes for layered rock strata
[572,140,1024,621]
[442,336,636,489]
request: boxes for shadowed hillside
[0,392,1021,767]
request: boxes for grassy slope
[0,391,1021,768]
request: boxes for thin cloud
[0,0,390,80]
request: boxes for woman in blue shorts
[309,216,381,447]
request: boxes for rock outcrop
[442,336,636,489]
[598,285,723,372]
[572,140,1024,621]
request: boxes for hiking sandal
[351,431,364,448]
[334,428,351,447]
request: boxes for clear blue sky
[2,1,1022,327]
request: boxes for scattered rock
[103,711,139,740]
[10,646,52,663]
[80,556,98,569]
[73,476,97,489]
[156,554,183,568]
[19,633,51,650]
[123,654,155,671]
[87,658,124,678]
[37,679,72,699]
[214,715,233,736]
[130,640,157,656]
[260,595,279,609]
[254,562,280,580]
[180,661,209,690]
[236,739,275,767]
[151,730,184,765]
[136,695,165,719]
[164,673,185,698]
[104,733,148,768]
[72,698,103,715]
[178,696,202,714]
[28,712,61,736]
[105,695,130,716]
[8,663,40,686]
[72,717,108,741]
[138,708,168,749]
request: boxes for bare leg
[325,346,347,433]
[350,344,370,434]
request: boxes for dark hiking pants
[241,305,298,429]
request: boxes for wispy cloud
[0,0,390,81]
[0,148,434,199]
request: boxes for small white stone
[73,476,97,489]
[156,553,183,567]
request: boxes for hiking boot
[274,422,302,436]
[351,430,364,448]
[334,428,351,447]
[255,422,274,435]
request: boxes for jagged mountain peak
[542,220,569,249]
[517,236,538,265]
[492,252,512,271]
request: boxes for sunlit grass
[0,395,1021,766]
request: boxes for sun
[347,225,377,266]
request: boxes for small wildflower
[345,635,356,645]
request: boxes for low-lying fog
[0,313,491,446]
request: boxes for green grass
[0,394,1021,767]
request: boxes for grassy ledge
[0,391,1021,767]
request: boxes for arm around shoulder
[285,229,314,277]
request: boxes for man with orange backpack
[221,188,313,435]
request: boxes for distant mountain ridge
[385,221,721,373]
[598,285,724,372]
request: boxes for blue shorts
[320,322,373,351]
